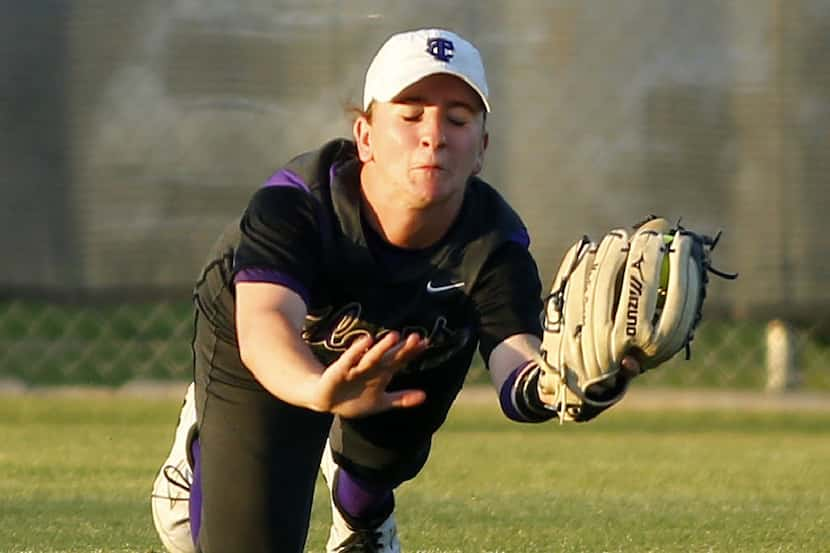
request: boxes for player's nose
[419,109,447,150]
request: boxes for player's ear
[472,130,489,175]
[353,115,373,163]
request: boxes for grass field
[1,394,828,553]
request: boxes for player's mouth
[412,163,445,172]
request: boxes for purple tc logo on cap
[426,38,455,62]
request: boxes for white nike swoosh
[426,280,466,293]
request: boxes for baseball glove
[536,216,737,423]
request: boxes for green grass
[1,395,828,553]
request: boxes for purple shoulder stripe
[234,268,310,306]
[510,227,531,248]
[329,162,340,185]
[263,169,310,193]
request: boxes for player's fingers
[332,335,374,376]
[349,331,401,377]
[386,332,428,365]
[620,355,641,378]
[383,388,427,410]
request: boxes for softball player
[151,28,590,553]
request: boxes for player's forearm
[487,333,542,391]
[488,334,557,422]
[235,281,329,410]
[238,310,327,410]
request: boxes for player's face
[355,74,488,210]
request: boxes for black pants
[195,376,331,553]
[191,312,443,553]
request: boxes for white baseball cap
[363,29,491,113]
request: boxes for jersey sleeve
[233,181,322,304]
[472,241,544,366]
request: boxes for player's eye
[447,108,473,126]
[400,108,424,122]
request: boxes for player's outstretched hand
[315,331,428,418]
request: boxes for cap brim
[367,69,491,113]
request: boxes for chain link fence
[0,299,193,386]
[1,298,828,390]
[2,1,830,390]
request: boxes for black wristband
[498,361,557,423]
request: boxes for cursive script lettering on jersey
[303,302,471,373]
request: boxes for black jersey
[193,139,542,446]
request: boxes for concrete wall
[2,0,829,322]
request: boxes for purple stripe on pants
[189,436,202,547]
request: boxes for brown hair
[345,101,374,124]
